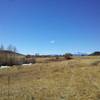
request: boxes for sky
[0,0,100,55]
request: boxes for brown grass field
[0,56,100,100]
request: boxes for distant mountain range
[89,51,100,56]
[0,50,100,57]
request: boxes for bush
[91,61,100,66]
[64,53,72,60]
[55,55,59,60]
[24,57,36,64]
[24,55,36,64]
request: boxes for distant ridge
[89,51,100,56]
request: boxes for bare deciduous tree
[0,44,4,50]
[7,44,13,51]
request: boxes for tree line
[0,44,35,66]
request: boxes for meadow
[0,56,100,100]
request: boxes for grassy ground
[0,56,100,100]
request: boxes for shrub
[64,53,72,60]
[55,55,59,60]
[25,55,36,64]
[91,61,100,66]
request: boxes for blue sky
[0,0,100,54]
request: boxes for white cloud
[50,40,55,44]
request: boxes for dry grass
[0,56,100,100]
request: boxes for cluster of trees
[0,44,19,66]
[54,53,72,61]
[0,44,36,66]
[34,53,73,60]
[0,44,17,52]
[64,53,73,60]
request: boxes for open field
[0,56,100,100]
